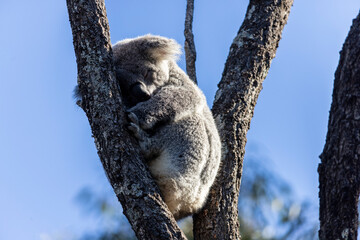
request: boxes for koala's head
[112,34,181,107]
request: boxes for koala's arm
[128,83,205,130]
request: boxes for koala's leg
[129,112,219,219]
[146,115,211,219]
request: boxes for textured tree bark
[318,12,360,240]
[193,0,293,239]
[66,0,186,239]
[184,0,197,84]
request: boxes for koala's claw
[128,122,145,140]
[127,112,139,125]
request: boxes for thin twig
[184,0,197,84]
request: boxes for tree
[318,11,360,240]
[66,0,293,239]
[66,1,184,239]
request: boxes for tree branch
[318,11,360,240]
[184,0,197,84]
[66,0,186,239]
[193,0,293,239]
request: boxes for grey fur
[114,35,222,219]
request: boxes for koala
[77,34,221,220]
[112,35,221,220]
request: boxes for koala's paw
[127,107,155,130]
[127,112,146,141]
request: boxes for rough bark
[184,0,197,84]
[193,0,293,239]
[318,11,360,240]
[66,0,186,239]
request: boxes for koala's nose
[131,82,151,102]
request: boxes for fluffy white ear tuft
[146,36,182,62]
[112,34,182,62]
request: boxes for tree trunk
[318,11,360,240]
[193,0,293,239]
[66,0,186,239]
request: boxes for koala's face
[115,60,169,107]
[112,35,181,107]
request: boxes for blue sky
[0,0,359,239]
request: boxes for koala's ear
[143,35,181,62]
